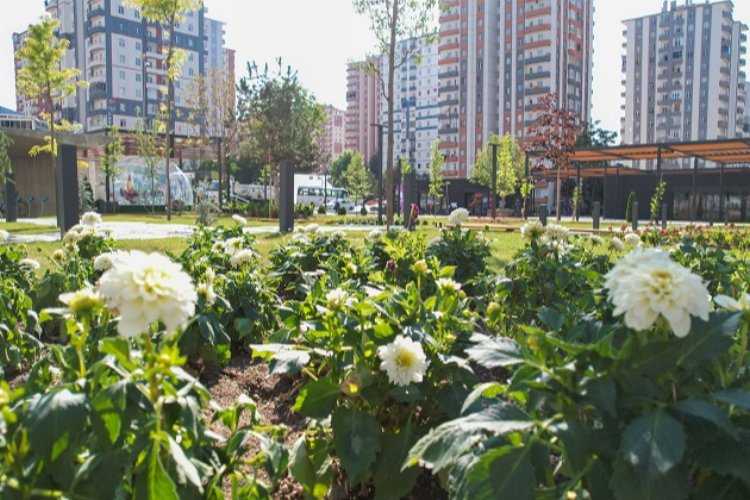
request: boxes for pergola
[528,138,750,220]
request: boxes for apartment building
[437,0,594,178]
[621,0,748,168]
[14,0,231,136]
[345,59,381,165]
[319,104,346,168]
[379,36,439,176]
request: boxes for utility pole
[371,123,384,225]
[491,142,498,219]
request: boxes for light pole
[371,123,384,225]
[323,165,328,209]
[491,142,498,219]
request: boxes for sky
[0,0,749,137]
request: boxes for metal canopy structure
[564,138,750,165]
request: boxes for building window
[119,55,125,64]
[135,41,141,50]
[118,6,125,15]
[118,39,125,47]
[135,73,141,82]
[135,57,142,66]
[119,70,125,80]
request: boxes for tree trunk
[105,172,110,212]
[164,16,177,220]
[217,137,223,210]
[385,0,399,226]
[556,167,562,221]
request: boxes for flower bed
[0,212,749,498]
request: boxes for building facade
[14,0,231,136]
[621,0,748,168]
[379,36,439,177]
[345,59,381,165]
[319,104,346,168]
[437,0,594,178]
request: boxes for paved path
[5,218,383,244]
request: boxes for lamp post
[371,123,384,225]
[323,165,328,209]
[491,142,498,219]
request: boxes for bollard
[5,174,17,223]
[661,203,668,230]
[632,201,638,231]
[724,209,729,225]
[592,201,601,230]
[709,211,714,227]
[279,160,294,233]
[539,206,548,226]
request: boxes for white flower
[604,248,710,338]
[377,335,430,387]
[346,262,358,274]
[211,241,225,253]
[714,293,750,312]
[197,282,216,306]
[367,229,383,241]
[93,251,126,272]
[448,208,470,226]
[300,223,320,234]
[19,258,40,270]
[521,220,544,240]
[223,237,244,256]
[547,240,572,256]
[609,236,625,252]
[63,224,97,244]
[331,229,347,239]
[81,211,102,226]
[436,277,461,293]
[232,214,247,226]
[0,229,9,242]
[624,232,641,247]
[205,268,216,284]
[229,249,256,268]
[59,286,103,315]
[52,248,66,263]
[590,235,604,246]
[98,251,197,337]
[544,223,570,242]
[326,288,349,310]
[291,232,309,244]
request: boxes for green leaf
[292,379,340,419]
[168,436,203,491]
[552,420,592,471]
[675,312,741,366]
[461,382,504,415]
[72,449,129,499]
[250,344,311,375]
[582,377,617,417]
[462,446,535,500]
[466,334,524,369]
[373,424,420,500]
[610,460,689,500]
[99,337,136,371]
[538,307,563,331]
[620,410,686,483]
[145,443,179,500]
[408,402,533,473]
[289,436,332,500]
[26,389,89,463]
[331,407,381,485]
[671,399,737,438]
[713,389,750,410]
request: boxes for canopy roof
[531,138,750,165]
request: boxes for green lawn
[0,222,56,236]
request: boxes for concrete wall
[0,155,58,217]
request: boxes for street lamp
[370,122,384,225]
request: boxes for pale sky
[1,0,748,138]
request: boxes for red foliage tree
[527,93,581,221]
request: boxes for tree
[184,67,240,211]
[626,191,636,223]
[344,153,373,207]
[353,0,440,225]
[328,151,355,187]
[650,180,666,223]
[15,16,87,190]
[237,60,326,217]
[577,121,617,216]
[101,126,123,213]
[135,119,164,212]
[427,139,445,214]
[125,0,202,220]
[0,132,13,183]
[473,134,525,216]
[527,93,581,221]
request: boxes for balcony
[438,127,458,134]
[87,5,105,17]
[524,54,551,65]
[438,69,459,79]
[438,84,459,94]
[525,70,550,80]
[525,86,551,96]
[438,98,459,107]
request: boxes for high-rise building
[345,59,381,164]
[379,36,439,177]
[437,0,594,178]
[13,0,231,136]
[621,0,748,167]
[12,30,49,118]
[319,104,346,168]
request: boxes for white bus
[294,174,349,207]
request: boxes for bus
[293,175,349,207]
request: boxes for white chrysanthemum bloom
[604,248,710,337]
[624,232,641,247]
[197,282,216,306]
[544,223,570,242]
[229,249,256,268]
[232,214,247,226]
[326,288,349,310]
[81,211,102,226]
[378,335,430,387]
[346,262,358,274]
[211,241,225,253]
[609,236,625,252]
[59,286,103,315]
[98,251,197,337]
[448,208,470,226]
[19,258,40,271]
[63,224,97,244]
[93,251,126,272]
[590,235,604,246]
[223,237,244,256]
[205,268,216,285]
[367,229,383,241]
[52,248,66,263]
[301,223,320,234]
[436,277,461,293]
[291,232,309,244]
[331,229,347,239]
[547,240,572,256]
[714,293,750,312]
[521,220,544,240]
[0,229,9,242]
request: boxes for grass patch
[0,222,56,236]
